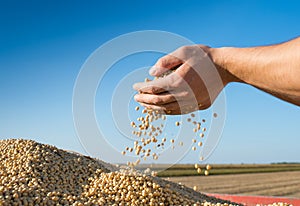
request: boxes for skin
[133,37,300,114]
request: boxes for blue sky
[0,0,299,164]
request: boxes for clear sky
[0,0,299,164]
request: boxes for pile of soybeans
[0,139,240,206]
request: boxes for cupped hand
[133,45,232,115]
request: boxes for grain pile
[0,139,240,206]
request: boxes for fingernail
[132,83,139,90]
[149,67,156,75]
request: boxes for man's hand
[134,37,300,112]
[133,45,236,114]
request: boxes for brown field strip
[167,171,300,198]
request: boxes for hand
[133,45,234,115]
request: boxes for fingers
[134,91,189,105]
[133,81,166,94]
[149,54,182,76]
[134,63,189,94]
[133,76,173,94]
[134,93,175,105]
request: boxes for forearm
[211,37,300,105]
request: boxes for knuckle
[152,97,161,104]
[150,87,158,94]
[179,45,191,54]
[166,94,175,102]
[156,57,168,68]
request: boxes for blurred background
[0,0,299,164]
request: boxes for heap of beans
[0,139,293,205]
[0,139,242,206]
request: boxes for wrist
[209,47,243,85]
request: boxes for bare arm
[133,37,300,114]
[212,37,300,106]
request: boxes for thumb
[149,54,182,76]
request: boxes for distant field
[168,171,300,198]
[143,164,300,198]
[135,164,300,198]
[150,163,300,177]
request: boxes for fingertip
[133,94,139,101]
[149,67,157,76]
[149,67,166,77]
[132,83,140,90]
